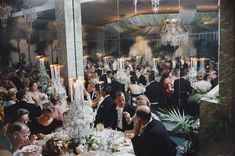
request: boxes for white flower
[92,143,98,150]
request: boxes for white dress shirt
[116,106,124,129]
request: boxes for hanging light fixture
[151,0,160,13]
[133,0,160,14]
[0,0,12,28]
[160,0,188,46]
[160,18,188,47]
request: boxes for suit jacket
[4,101,41,122]
[94,95,115,128]
[131,119,176,156]
[145,81,162,103]
[173,78,192,101]
[99,74,112,85]
[138,75,147,86]
[211,77,218,89]
[111,103,136,132]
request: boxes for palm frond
[158,108,199,135]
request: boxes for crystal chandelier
[160,18,188,47]
[151,0,160,13]
[0,0,12,28]
[133,0,160,14]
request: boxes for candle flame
[39,57,48,61]
[153,58,160,61]
[36,55,44,59]
[50,64,63,68]
[83,55,90,59]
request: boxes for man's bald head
[136,105,152,122]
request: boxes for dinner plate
[21,145,42,153]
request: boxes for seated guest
[1,108,30,135]
[1,75,16,90]
[128,76,145,105]
[4,90,41,122]
[11,70,25,91]
[111,91,136,132]
[144,71,162,113]
[91,84,103,109]
[110,77,125,99]
[135,67,147,86]
[208,70,218,89]
[3,88,17,107]
[94,85,115,128]
[124,95,160,125]
[0,122,30,156]
[173,69,192,113]
[192,72,212,92]
[26,81,47,106]
[126,105,176,156]
[28,102,62,137]
[50,93,68,121]
[99,70,113,85]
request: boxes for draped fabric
[102,12,218,35]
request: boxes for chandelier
[133,0,160,14]
[0,0,12,28]
[160,18,188,47]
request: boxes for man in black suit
[111,91,136,132]
[209,70,218,89]
[94,84,116,128]
[144,71,162,113]
[135,68,147,86]
[4,90,41,122]
[99,70,113,85]
[173,69,192,113]
[127,105,176,156]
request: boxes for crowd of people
[0,56,218,155]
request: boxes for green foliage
[187,90,207,104]
[158,108,199,135]
[158,108,199,155]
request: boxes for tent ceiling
[11,0,219,26]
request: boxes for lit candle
[104,57,107,66]
[69,78,74,102]
[78,76,84,103]
[192,58,197,69]
[50,65,55,81]
[172,59,176,69]
[57,65,61,82]
[54,65,57,81]
[190,57,193,68]
[199,58,206,74]
[74,80,78,102]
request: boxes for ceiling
[11,0,219,26]
[80,0,219,25]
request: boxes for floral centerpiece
[37,56,50,93]
[47,64,67,106]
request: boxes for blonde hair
[136,95,151,107]
[42,102,55,113]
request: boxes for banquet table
[26,128,135,156]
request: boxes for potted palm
[158,108,199,155]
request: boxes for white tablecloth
[33,129,135,156]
